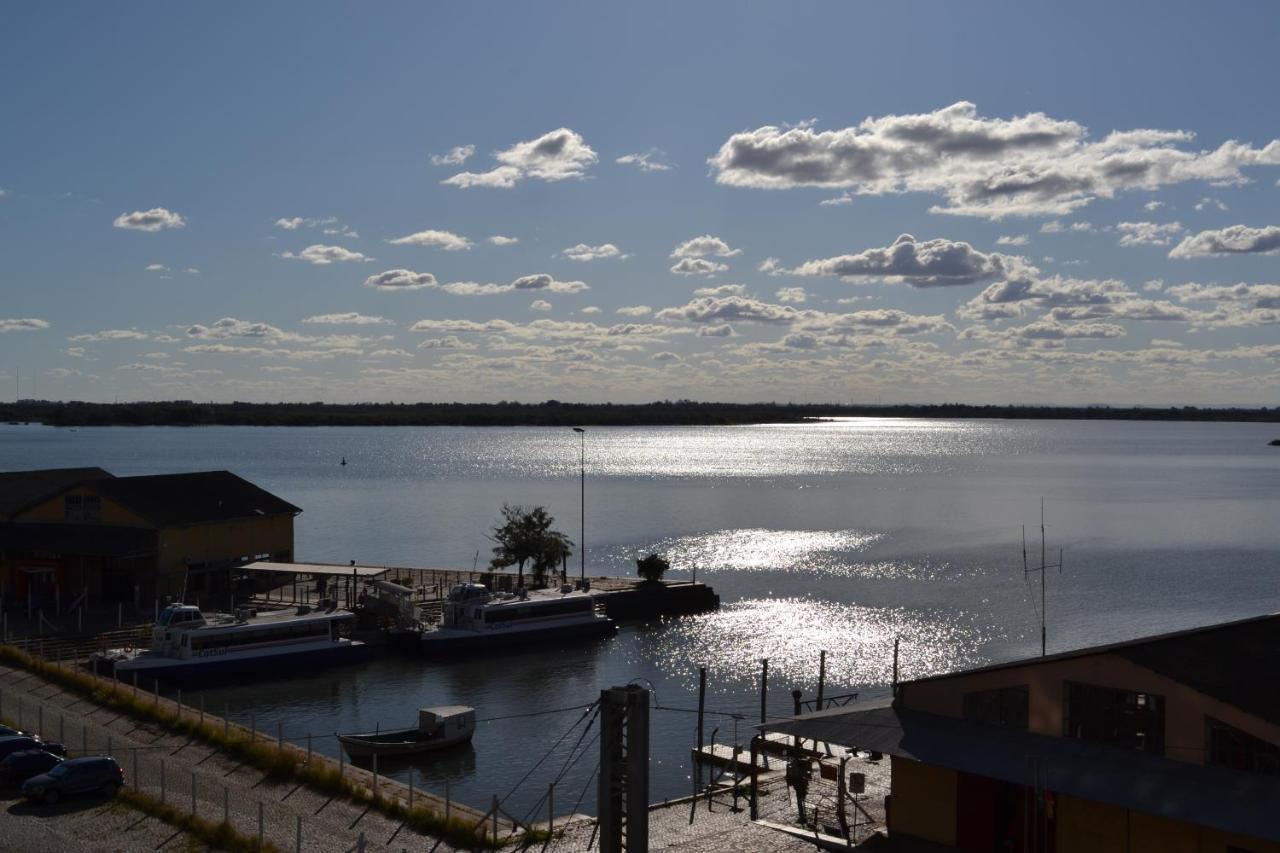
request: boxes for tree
[636,553,670,583]
[488,504,574,588]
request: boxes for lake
[2,418,1278,817]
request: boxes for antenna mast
[1023,499,1063,657]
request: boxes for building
[0,467,299,608]
[764,615,1280,852]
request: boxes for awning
[242,561,388,578]
[762,702,1280,842]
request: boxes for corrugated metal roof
[763,704,1280,842]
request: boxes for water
[3,418,1278,817]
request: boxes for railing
[798,692,859,714]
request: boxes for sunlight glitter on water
[643,528,886,576]
[646,597,995,689]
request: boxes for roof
[86,471,301,526]
[0,522,156,557]
[905,611,1280,726]
[243,561,387,578]
[0,467,113,518]
[763,703,1280,842]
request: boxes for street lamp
[572,427,586,584]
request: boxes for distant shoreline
[2,400,1278,427]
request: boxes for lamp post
[573,427,586,584]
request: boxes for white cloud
[1116,221,1185,247]
[708,101,1280,219]
[281,244,369,264]
[580,306,601,315]
[1169,224,1280,258]
[364,269,438,291]
[145,263,169,272]
[387,229,472,251]
[671,258,729,277]
[775,287,807,304]
[996,235,1030,246]
[530,299,553,312]
[616,150,672,172]
[651,351,681,362]
[1194,197,1228,211]
[616,305,652,316]
[185,267,200,274]
[301,313,392,325]
[275,216,334,230]
[113,207,186,232]
[0,318,50,333]
[488,235,519,246]
[657,296,804,325]
[431,145,475,166]
[562,243,626,262]
[671,235,741,259]
[418,336,477,350]
[1144,279,1165,292]
[786,233,1035,288]
[69,329,150,342]
[697,324,733,337]
[443,128,597,188]
[1168,282,1280,308]
[440,274,588,296]
[693,284,747,298]
[1144,200,1165,212]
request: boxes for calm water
[3,418,1278,816]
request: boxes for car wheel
[101,781,120,797]
[43,790,60,805]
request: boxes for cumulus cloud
[1116,221,1185,247]
[439,274,588,296]
[616,305,652,316]
[1194,197,1228,211]
[708,101,1280,219]
[775,287,807,303]
[443,128,597,188]
[529,300,553,312]
[281,244,369,264]
[671,235,741,259]
[113,207,186,232]
[1144,200,1166,211]
[657,296,805,325]
[1168,282,1280,308]
[580,306,601,315]
[1169,224,1280,258]
[651,351,681,362]
[0,318,50,333]
[693,284,747,297]
[417,336,477,350]
[671,258,729,276]
[488,235,518,246]
[698,324,733,337]
[301,313,392,325]
[785,233,1034,288]
[145,263,169,272]
[387,229,472,251]
[363,269,438,291]
[996,235,1030,246]
[616,150,673,172]
[431,145,475,166]
[69,329,150,342]
[961,318,1126,344]
[562,243,626,262]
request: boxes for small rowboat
[339,706,475,759]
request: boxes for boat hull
[338,729,474,759]
[420,618,616,657]
[109,641,370,682]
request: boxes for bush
[635,553,670,583]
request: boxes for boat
[100,603,368,680]
[338,706,476,759]
[420,583,616,656]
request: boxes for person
[786,757,810,823]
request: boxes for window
[1063,681,1165,754]
[963,685,1029,729]
[63,493,101,522]
[1207,717,1280,776]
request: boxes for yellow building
[765,615,1280,852]
[1,467,299,607]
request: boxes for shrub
[635,553,670,583]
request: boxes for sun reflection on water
[645,597,996,689]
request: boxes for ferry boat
[420,583,616,656]
[105,603,368,680]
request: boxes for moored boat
[420,583,616,656]
[339,706,476,758]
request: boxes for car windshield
[48,764,69,778]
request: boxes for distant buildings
[0,467,298,608]
[768,615,1280,851]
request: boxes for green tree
[636,553,670,583]
[488,504,573,588]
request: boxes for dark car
[0,750,63,786]
[21,756,124,804]
[0,735,65,761]
[0,725,28,738]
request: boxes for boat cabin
[442,583,596,631]
[150,602,354,660]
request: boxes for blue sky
[2,1,1279,405]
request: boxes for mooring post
[817,650,827,711]
[892,636,900,696]
[837,755,850,839]
[791,690,802,753]
[759,658,768,725]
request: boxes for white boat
[105,603,368,680]
[420,583,616,656]
[338,706,476,759]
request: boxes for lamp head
[572,427,585,433]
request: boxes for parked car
[0,725,28,737]
[0,750,63,787]
[0,735,65,761]
[21,757,124,804]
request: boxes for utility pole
[599,685,648,853]
[1023,499,1063,657]
[573,427,586,584]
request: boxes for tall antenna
[1023,499,1063,657]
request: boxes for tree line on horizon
[1,399,1278,426]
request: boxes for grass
[0,643,543,850]
[118,788,284,853]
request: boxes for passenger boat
[420,583,616,656]
[338,706,476,759]
[101,603,367,680]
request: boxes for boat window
[483,598,592,624]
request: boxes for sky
[2,1,1279,406]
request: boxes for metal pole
[372,752,378,797]
[258,802,264,848]
[695,666,706,798]
[278,720,283,751]
[200,694,205,728]
[749,736,760,820]
[444,781,450,823]
[759,659,768,725]
[817,650,827,711]
[296,814,302,853]
[133,749,138,789]
[573,427,585,583]
[307,732,312,764]
[224,785,229,825]
[548,782,555,834]
[82,722,87,756]
[161,759,166,803]
[191,770,197,816]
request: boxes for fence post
[492,795,499,843]
[372,752,378,798]
[38,705,43,739]
[307,733,312,764]
[224,785,229,826]
[277,720,283,752]
[444,780,450,823]
[258,802,264,848]
[191,770,196,816]
[200,694,205,729]
[133,748,138,790]
[296,814,302,853]
[250,712,255,744]
[176,688,182,721]
[161,759,166,804]
[548,782,555,834]
[82,722,87,756]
